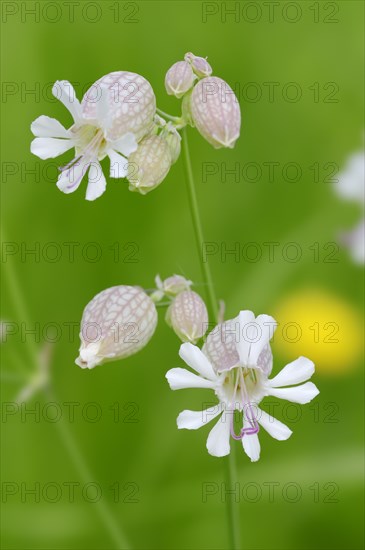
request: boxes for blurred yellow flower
[272,289,363,375]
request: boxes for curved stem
[156,108,181,123]
[181,127,241,550]
[2,236,131,550]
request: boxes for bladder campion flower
[31,72,156,200]
[166,311,319,460]
[76,285,157,369]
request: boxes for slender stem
[181,128,218,322]
[47,387,131,550]
[156,108,181,122]
[2,240,131,550]
[181,127,241,550]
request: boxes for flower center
[72,124,107,160]
[217,365,263,440]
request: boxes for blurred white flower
[339,218,365,264]
[334,152,364,204]
[31,72,156,200]
[334,151,364,264]
[76,285,157,369]
[166,311,319,461]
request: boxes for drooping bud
[127,135,172,194]
[165,61,196,99]
[162,123,181,164]
[156,274,192,297]
[76,285,157,369]
[202,316,273,375]
[166,290,208,343]
[81,72,156,142]
[190,76,241,149]
[184,52,212,78]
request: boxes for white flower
[31,72,156,200]
[339,218,365,265]
[166,311,319,461]
[334,152,364,204]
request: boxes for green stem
[2,237,131,550]
[156,108,181,122]
[181,127,241,550]
[46,387,131,550]
[181,128,218,322]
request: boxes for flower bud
[203,317,273,375]
[166,290,208,343]
[190,76,241,149]
[184,52,212,78]
[156,274,192,296]
[76,285,157,369]
[82,71,156,142]
[163,123,181,164]
[165,61,196,99]
[127,135,172,194]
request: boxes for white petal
[113,132,138,156]
[166,368,216,390]
[242,432,260,462]
[179,342,217,381]
[268,381,320,404]
[236,310,255,364]
[56,157,90,194]
[108,150,128,179]
[257,408,292,440]
[177,406,222,430]
[206,413,231,457]
[96,87,111,129]
[31,137,73,160]
[86,162,107,201]
[31,115,70,138]
[52,80,82,122]
[269,357,315,388]
[247,314,277,368]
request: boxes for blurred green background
[1,1,364,549]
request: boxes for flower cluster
[28,53,319,468]
[165,52,241,149]
[75,274,208,369]
[30,54,241,200]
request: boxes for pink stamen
[229,368,260,441]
